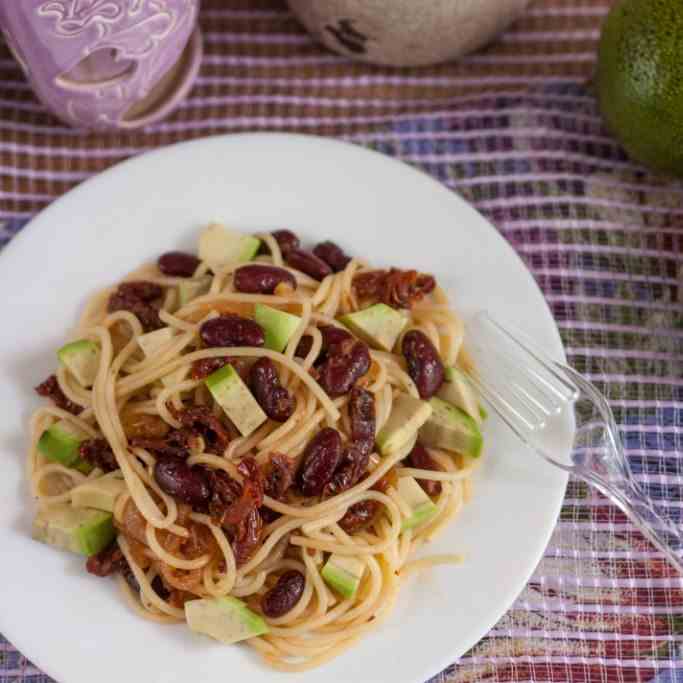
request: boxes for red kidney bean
[402,330,444,399]
[191,357,252,383]
[157,251,200,278]
[407,442,442,497]
[234,264,297,294]
[349,387,375,452]
[318,340,370,397]
[271,229,300,254]
[200,314,265,348]
[339,500,380,534]
[298,428,343,496]
[323,442,370,497]
[320,325,352,350]
[295,335,314,359]
[249,358,295,422]
[191,357,230,380]
[295,327,351,363]
[261,570,306,618]
[285,248,332,281]
[154,457,210,507]
[312,241,351,273]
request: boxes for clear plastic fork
[464,312,683,574]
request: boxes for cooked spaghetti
[28,224,484,671]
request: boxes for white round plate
[0,134,569,683]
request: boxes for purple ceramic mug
[0,0,202,130]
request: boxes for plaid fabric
[4,1,683,681]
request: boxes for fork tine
[479,313,579,403]
[473,352,549,428]
[466,372,536,443]
[472,339,559,420]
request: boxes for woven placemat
[4,1,683,682]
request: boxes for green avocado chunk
[321,554,366,599]
[254,303,302,353]
[71,472,125,513]
[178,275,211,306]
[376,394,432,456]
[419,397,483,458]
[397,476,438,531]
[37,420,92,473]
[198,223,261,270]
[32,503,115,556]
[136,328,185,387]
[185,596,269,644]
[57,339,100,387]
[438,366,484,424]
[205,363,267,437]
[339,303,408,352]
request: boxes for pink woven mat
[4,2,683,682]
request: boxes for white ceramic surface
[0,134,569,683]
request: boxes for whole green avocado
[597,0,683,176]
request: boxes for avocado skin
[598,0,683,175]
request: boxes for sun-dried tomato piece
[263,453,296,501]
[232,508,263,566]
[35,374,82,415]
[207,469,242,524]
[353,268,435,309]
[130,428,196,459]
[79,438,118,472]
[107,281,163,332]
[86,541,126,577]
[208,457,264,527]
[175,406,230,455]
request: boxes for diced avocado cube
[397,476,438,531]
[321,554,366,599]
[137,328,181,387]
[419,397,483,458]
[178,275,211,306]
[376,394,432,456]
[339,303,408,352]
[205,364,267,437]
[37,421,91,473]
[57,339,100,387]
[185,596,269,644]
[137,327,175,357]
[438,366,484,424]
[198,223,261,270]
[254,304,301,353]
[71,472,125,513]
[32,503,115,556]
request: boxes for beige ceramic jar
[288,0,532,67]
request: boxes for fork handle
[580,470,683,574]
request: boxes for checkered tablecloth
[4,1,683,681]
